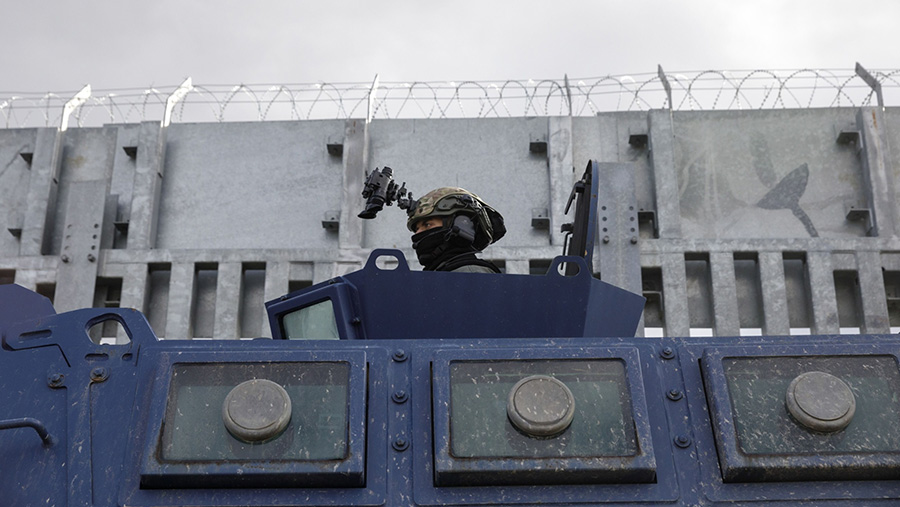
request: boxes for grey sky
[3,0,897,93]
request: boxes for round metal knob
[222,379,292,443]
[507,375,575,437]
[785,371,855,432]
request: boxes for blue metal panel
[266,250,646,341]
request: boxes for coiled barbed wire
[1,68,897,129]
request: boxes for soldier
[407,187,506,273]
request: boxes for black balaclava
[411,217,499,272]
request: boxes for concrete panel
[671,109,865,239]
[156,121,345,249]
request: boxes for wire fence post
[856,62,884,110]
[61,85,91,131]
[164,77,194,127]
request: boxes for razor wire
[2,68,900,128]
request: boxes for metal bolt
[47,373,64,388]
[392,350,408,362]
[660,347,676,360]
[87,254,96,263]
[667,389,683,401]
[630,236,638,244]
[674,435,692,448]
[392,437,409,452]
[61,255,69,263]
[602,235,610,244]
[90,367,109,383]
[391,390,409,404]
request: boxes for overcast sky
[3,0,897,94]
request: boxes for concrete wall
[2,108,899,339]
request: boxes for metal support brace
[165,262,195,339]
[857,250,890,333]
[213,262,242,339]
[661,252,690,337]
[262,261,290,338]
[116,263,148,343]
[128,122,166,249]
[855,107,897,237]
[60,85,91,132]
[19,128,63,257]
[547,116,574,246]
[758,251,790,335]
[129,80,190,250]
[658,65,673,111]
[164,78,193,128]
[338,120,367,250]
[807,252,839,334]
[596,163,642,296]
[855,62,884,110]
[709,252,740,336]
[22,86,92,257]
[648,110,683,238]
[54,127,117,313]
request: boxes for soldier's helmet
[407,187,506,251]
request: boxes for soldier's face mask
[411,226,448,267]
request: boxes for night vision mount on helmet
[357,166,506,251]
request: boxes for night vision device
[358,166,416,219]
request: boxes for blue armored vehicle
[2,162,900,505]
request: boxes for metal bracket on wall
[531,208,550,229]
[836,128,860,146]
[845,204,871,222]
[327,143,343,157]
[322,211,341,231]
[529,137,547,154]
[629,133,649,148]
